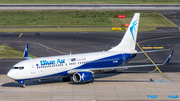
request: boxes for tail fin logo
[130,20,137,41]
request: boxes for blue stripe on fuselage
[74,53,136,69]
[17,53,136,81]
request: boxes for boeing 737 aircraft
[7,13,173,88]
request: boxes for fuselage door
[29,62,36,74]
[122,54,126,63]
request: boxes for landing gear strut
[62,77,71,82]
[17,80,25,88]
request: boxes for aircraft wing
[23,44,33,60]
[68,50,174,74]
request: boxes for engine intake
[73,71,93,82]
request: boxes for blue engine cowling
[73,71,94,82]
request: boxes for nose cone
[7,70,14,79]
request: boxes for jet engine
[73,71,94,83]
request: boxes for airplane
[7,13,174,88]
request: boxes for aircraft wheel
[62,77,71,82]
[20,83,25,88]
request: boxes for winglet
[164,50,174,64]
[23,44,33,60]
[23,44,28,57]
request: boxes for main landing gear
[20,83,25,88]
[62,77,71,82]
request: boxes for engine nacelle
[73,71,93,82]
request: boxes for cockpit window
[12,67,24,70]
[14,67,18,69]
[19,67,24,70]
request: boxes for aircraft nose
[7,71,13,79]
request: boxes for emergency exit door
[29,62,36,74]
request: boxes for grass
[0,45,36,58]
[0,10,177,28]
[0,28,156,32]
[0,0,179,4]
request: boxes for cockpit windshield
[12,67,24,70]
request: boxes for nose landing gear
[17,80,25,88]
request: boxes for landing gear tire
[20,83,25,88]
[62,77,71,82]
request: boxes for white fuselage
[7,51,135,81]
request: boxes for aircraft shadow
[1,79,152,87]
[1,79,63,87]
[94,80,150,82]
[1,72,152,87]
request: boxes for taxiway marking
[19,33,23,38]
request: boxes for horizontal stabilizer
[131,49,170,54]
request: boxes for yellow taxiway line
[19,33,23,38]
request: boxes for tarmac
[0,4,180,10]
[156,10,180,27]
[1,73,180,101]
[0,31,180,101]
[0,9,180,101]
